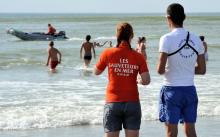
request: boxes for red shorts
[50,61,59,69]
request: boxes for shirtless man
[46,41,62,72]
[80,35,96,68]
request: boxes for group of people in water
[46,35,148,71]
[45,3,207,137]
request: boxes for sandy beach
[1,116,220,137]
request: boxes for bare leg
[184,123,197,137]
[165,123,178,137]
[125,129,139,137]
[84,59,91,68]
[105,131,120,137]
[50,69,56,73]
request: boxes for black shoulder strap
[168,32,198,56]
[186,43,199,56]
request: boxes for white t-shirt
[159,28,204,86]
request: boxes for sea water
[0,13,220,130]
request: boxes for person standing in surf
[136,36,147,60]
[199,36,208,61]
[157,3,206,137]
[94,22,150,137]
[46,41,62,72]
[80,35,96,68]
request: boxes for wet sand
[1,116,220,137]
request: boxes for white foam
[214,106,220,115]
[0,72,220,130]
[94,36,116,40]
[68,37,83,41]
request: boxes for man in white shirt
[157,3,206,137]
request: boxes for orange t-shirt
[96,42,149,103]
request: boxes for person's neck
[121,40,129,44]
[170,24,183,31]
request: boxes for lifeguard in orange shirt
[94,22,151,137]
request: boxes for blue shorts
[103,102,141,132]
[159,86,198,124]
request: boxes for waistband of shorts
[162,85,195,88]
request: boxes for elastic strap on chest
[168,32,199,57]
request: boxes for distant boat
[7,28,68,41]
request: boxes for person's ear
[166,16,173,28]
[166,15,171,22]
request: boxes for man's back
[82,42,93,56]
[48,47,59,61]
[159,28,204,86]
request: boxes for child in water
[46,41,62,72]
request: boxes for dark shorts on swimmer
[50,61,59,69]
[84,55,92,60]
[103,102,141,133]
[159,86,198,124]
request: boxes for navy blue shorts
[159,86,198,124]
[103,102,141,132]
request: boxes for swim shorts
[84,55,92,60]
[103,102,141,132]
[50,61,59,69]
[159,86,198,124]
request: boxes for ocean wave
[1,102,220,130]
[67,37,83,41]
[0,73,220,130]
[0,105,103,130]
[94,36,116,40]
[67,36,116,41]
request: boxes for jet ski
[7,28,68,41]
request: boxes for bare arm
[109,41,113,47]
[80,44,84,59]
[94,66,103,75]
[58,50,62,64]
[195,54,206,74]
[46,50,51,66]
[92,45,96,58]
[157,52,168,75]
[204,42,208,52]
[138,72,151,85]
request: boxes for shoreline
[1,116,220,137]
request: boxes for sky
[0,0,220,13]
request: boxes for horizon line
[1,12,220,14]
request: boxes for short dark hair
[138,37,146,43]
[167,3,185,26]
[48,24,51,26]
[199,36,205,41]
[86,35,91,41]
[140,37,146,42]
[49,41,54,46]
